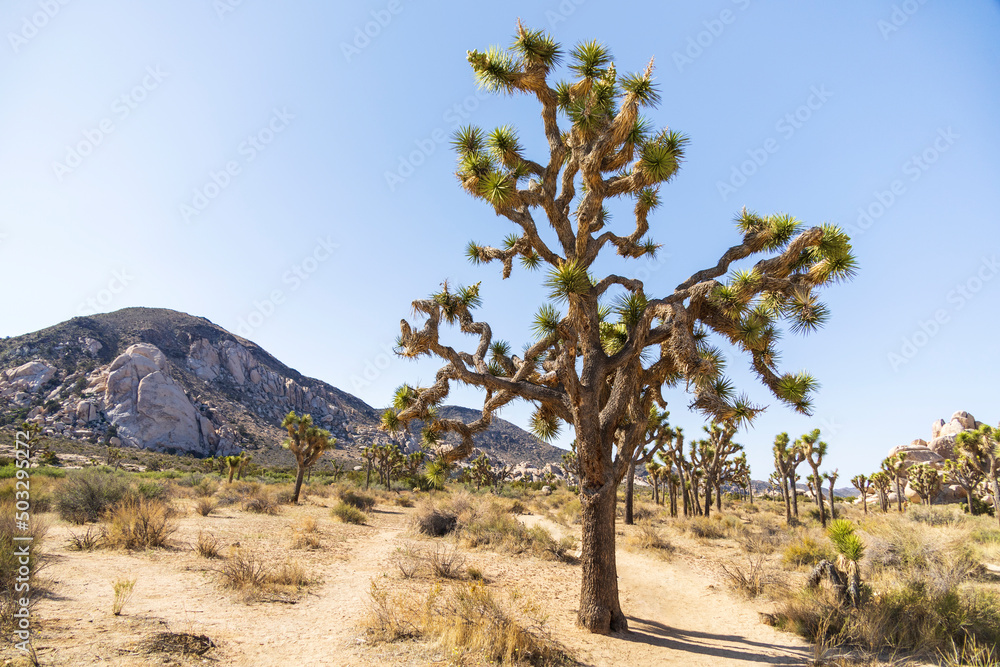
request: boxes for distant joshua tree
[796,429,828,527]
[881,453,908,513]
[281,411,336,504]
[956,424,1000,526]
[908,463,942,506]
[850,474,871,515]
[825,469,839,520]
[869,471,891,513]
[943,455,985,515]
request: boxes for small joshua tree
[943,455,985,515]
[908,463,942,506]
[825,469,839,520]
[813,519,865,608]
[850,474,871,515]
[870,471,891,513]
[881,452,909,513]
[225,455,241,484]
[281,411,336,504]
[797,430,828,527]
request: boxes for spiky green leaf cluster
[530,408,562,442]
[827,519,865,562]
[544,260,591,302]
[532,304,562,340]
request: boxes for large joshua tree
[383,23,856,634]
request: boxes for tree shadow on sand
[614,616,810,665]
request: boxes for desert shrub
[430,544,466,579]
[740,531,780,555]
[907,505,965,527]
[392,545,424,578]
[554,497,581,525]
[776,579,1000,655]
[365,580,570,666]
[56,468,132,524]
[292,532,322,550]
[393,495,415,508]
[339,490,376,511]
[103,498,176,549]
[0,500,47,635]
[219,550,269,590]
[269,560,310,587]
[240,488,280,515]
[218,550,312,596]
[191,477,218,498]
[414,506,458,536]
[67,525,104,551]
[461,504,576,563]
[782,535,835,568]
[970,527,1000,545]
[197,531,221,559]
[195,497,218,517]
[134,479,168,501]
[332,501,367,524]
[721,555,768,598]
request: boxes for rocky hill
[0,308,564,468]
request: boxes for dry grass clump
[720,555,769,598]
[0,499,47,636]
[332,501,367,524]
[111,578,136,616]
[103,498,176,550]
[195,497,218,517]
[413,495,576,563]
[681,514,740,540]
[364,580,571,666]
[212,481,280,513]
[393,495,415,508]
[218,550,312,598]
[626,523,674,557]
[196,531,222,559]
[291,516,322,549]
[67,525,104,551]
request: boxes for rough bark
[292,464,306,504]
[578,481,627,633]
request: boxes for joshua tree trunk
[704,481,712,519]
[624,458,637,525]
[578,481,626,634]
[827,478,837,520]
[790,474,799,518]
[811,468,826,527]
[292,463,306,504]
[715,482,723,512]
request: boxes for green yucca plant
[827,519,864,608]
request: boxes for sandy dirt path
[519,514,813,666]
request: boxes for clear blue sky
[2,1,998,480]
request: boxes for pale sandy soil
[1,495,826,667]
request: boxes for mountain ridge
[0,307,565,468]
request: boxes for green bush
[0,500,46,635]
[339,490,376,511]
[332,502,367,524]
[781,535,834,567]
[56,468,133,524]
